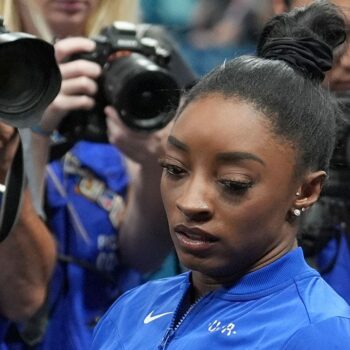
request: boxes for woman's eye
[219,179,253,195]
[159,161,185,178]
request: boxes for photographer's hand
[36,37,102,134]
[105,106,172,166]
[105,106,173,273]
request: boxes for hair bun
[257,1,346,82]
[261,36,333,82]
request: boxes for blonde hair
[0,0,139,41]
[87,0,139,36]
[0,0,52,41]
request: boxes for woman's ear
[294,171,327,210]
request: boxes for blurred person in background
[0,0,195,349]
[272,0,350,90]
[272,0,350,305]
[140,0,272,76]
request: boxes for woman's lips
[174,224,219,251]
[52,1,87,13]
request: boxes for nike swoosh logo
[144,310,173,324]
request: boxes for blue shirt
[92,248,350,349]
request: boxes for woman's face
[161,95,300,282]
[32,0,101,37]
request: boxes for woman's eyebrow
[217,152,266,166]
[167,135,265,166]
[167,135,189,152]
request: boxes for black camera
[0,17,61,128]
[58,21,181,142]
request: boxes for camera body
[58,21,180,142]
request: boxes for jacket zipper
[158,295,203,350]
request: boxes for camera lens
[0,37,61,128]
[104,53,180,131]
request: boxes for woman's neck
[191,239,298,299]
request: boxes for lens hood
[0,32,61,128]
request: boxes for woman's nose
[175,177,213,222]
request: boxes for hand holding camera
[57,21,181,143]
[105,105,172,169]
[36,37,102,135]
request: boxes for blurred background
[139,0,274,76]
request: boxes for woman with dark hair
[92,2,350,349]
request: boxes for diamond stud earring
[293,208,301,216]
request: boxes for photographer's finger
[4,130,19,152]
[60,60,102,80]
[0,123,16,145]
[61,76,99,96]
[57,95,96,112]
[105,106,149,139]
[105,106,122,125]
[39,94,96,131]
[106,113,125,145]
[54,37,96,62]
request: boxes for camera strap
[0,129,25,242]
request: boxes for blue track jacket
[92,248,350,349]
